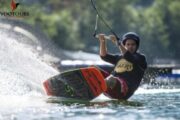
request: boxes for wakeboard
[43,67,107,100]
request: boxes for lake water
[0,26,180,120]
[0,89,180,120]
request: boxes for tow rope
[90,0,120,40]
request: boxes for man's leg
[105,75,117,89]
[104,75,129,99]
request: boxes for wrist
[101,40,105,42]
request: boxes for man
[98,32,147,100]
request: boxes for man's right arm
[98,34,107,56]
[98,34,120,65]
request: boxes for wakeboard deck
[43,67,107,100]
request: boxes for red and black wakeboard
[43,67,107,100]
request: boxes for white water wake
[135,87,180,95]
[0,28,58,97]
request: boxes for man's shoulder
[136,52,146,59]
[112,53,122,58]
[136,52,147,67]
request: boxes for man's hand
[110,35,117,44]
[98,34,106,42]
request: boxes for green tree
[1,0,179,63]
[166,1,180,58]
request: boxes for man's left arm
[140,55,147,70]
[124,52,147,71]
[110,35,127,55]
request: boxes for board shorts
[98,68,129,99]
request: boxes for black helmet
[122,32,140,49]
